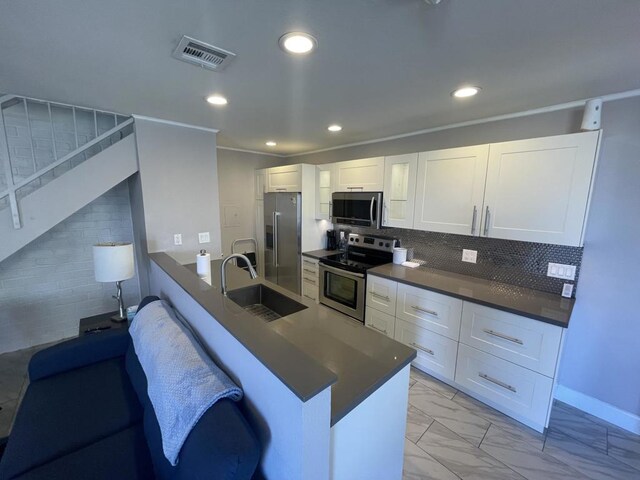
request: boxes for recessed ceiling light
[266,141,277,147]
[452,86,480,98]
[327,124,342,132]
[279,32,317,54]
[206,95,228,105]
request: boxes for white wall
[216,148,282,257]
[0,181,140,353]
[134,118,222,264]
[288,97,640,429]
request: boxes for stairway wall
[0,181,141,354]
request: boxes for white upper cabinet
[255,168,267,200]
[413,145,490,236]
[334,157,385,192]
[382,153,418,228]
[266,164,302,192]
[482,131,599,246]
[315,163,335,220]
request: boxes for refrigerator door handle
[273,211,280,267]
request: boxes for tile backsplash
[347,226,583,297]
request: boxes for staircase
[0,94,138,263]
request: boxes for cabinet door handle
[471,205,478,235]
[275,188,287,191]
[371,292,390,301]
[479,372,517,393]
[411,305,439,317]
[347,186,364,190]
[484,206,490,236]
[410,342,434,356]
[368,323,388,335]
[483,329,524,345]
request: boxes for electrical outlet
[198,232,210,244]
[562,283,574,298]
[547,263,576,280]
[173,233,182,246]
[462,249,477,263]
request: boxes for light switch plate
[173,233,182,246]
[547,262,576,280]
[198,232,210,244]
[462,249,478,263]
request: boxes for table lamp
[93,242,135,322]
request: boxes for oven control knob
[378,241,383,246]
[355,238,359,242]
[385,242,390,247]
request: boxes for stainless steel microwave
[331,192,383,229]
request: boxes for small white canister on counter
[393,247,407,265]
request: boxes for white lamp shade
[93,243,135,282]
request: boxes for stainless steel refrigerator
[264,192,301,295]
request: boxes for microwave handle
[370,196,375,225]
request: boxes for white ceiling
[1,0,639,155]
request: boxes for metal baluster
[47,103,58,161]
[23,99,37,176]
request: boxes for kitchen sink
[227,284,307,322]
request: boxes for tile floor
[1,346,639,480]
[405,367,640,480]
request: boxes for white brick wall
[0,181,141,353]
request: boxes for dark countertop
[368,263,574,328]
[302,249,339,260]
[149,253,416,426]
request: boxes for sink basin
[227,284,307,322]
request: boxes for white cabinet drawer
[455,344,553,429]
[365,306,395,339]
[302,257,319,278]
[396,283,463,341]
[302,278,318,302]
[366,275,398,316]
[395,319,457,381]
[460,303,562,377]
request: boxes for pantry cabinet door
[382,153,418,228]
[482,131,599,246]
[413,145,489,235]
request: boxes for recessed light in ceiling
[266,141,277,147]
[327,124,342,132]
[279,32,317,54]
[206,95,228,105]
[452,86,481,98]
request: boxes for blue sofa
[0,299,261,480]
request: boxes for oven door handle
[320,263,365,278]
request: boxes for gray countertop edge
[149,253,338,402]
[368,264,573,328]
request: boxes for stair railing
[0,94,134,229]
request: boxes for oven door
[319,263,366,322]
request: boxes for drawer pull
[410,342,434,356]
[411,305,439,317]
[303,268,317,275]
[304,279,316,285]
[478,372,517,393]
[303,259,317,266]
[368,324,388,335]
[483,329,524,345]
[371,292,390,301]
[303,293,316,300]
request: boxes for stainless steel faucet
[221,253,258,296]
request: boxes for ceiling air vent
[172,35,236,71]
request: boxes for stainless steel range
[319,233,397,322]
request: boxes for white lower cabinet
[301,256,319,303]
[364,274,564,433]
[459,303,562,377]
[455,343,554,430]
[395,319,457,381]
[396,283,462,341]
[365,306,395,338]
